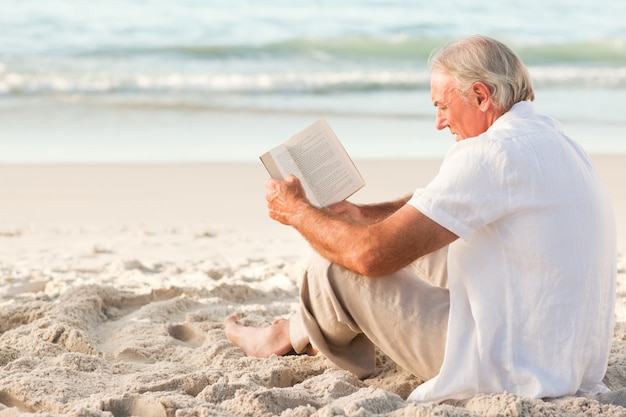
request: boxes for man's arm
[266,175,457,276]
[327,196,412,224]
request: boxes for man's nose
[435,114,447,131]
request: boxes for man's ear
[472,82,491,110]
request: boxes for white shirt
[407,101,616,403]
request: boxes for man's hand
[265,174,308,225]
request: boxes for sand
[0,157,625,417]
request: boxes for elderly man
[225,35,616,403]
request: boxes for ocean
[1,0,625,162]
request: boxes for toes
[224,315,239,326]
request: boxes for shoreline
[2,98,626,164]
[1,156,624,251]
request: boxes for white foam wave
[2,66,625,98]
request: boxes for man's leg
[225,248,449,381]
[290,248,449,380]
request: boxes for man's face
[430,72,490,142]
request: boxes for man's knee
[407,246,449,288]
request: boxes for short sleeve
[408,139,512,240]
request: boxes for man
[225,35,616,403]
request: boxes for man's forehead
[430,72,453,104]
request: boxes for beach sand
[0,157,625,417]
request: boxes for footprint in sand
[101,396,167,417]
[167,323,206,348]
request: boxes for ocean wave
[2,35,623,100]
[1,65,626,99]
[72,36,626,65]
[530,66,626,88]
[0,68,429,96]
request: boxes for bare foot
[224,315,293,357]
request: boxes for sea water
[0,0,625,162]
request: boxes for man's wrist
[290,198,313,229]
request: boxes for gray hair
[428,35,535,111]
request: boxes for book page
[284,119,364,207]
[260,118,364,207]
[260,145,321,207]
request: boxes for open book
[260,118,365,207]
